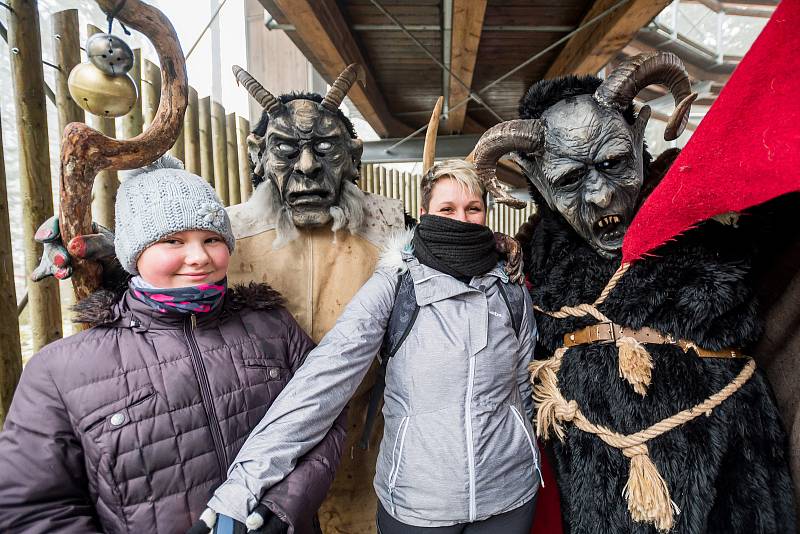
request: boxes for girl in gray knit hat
[0,155,345,534]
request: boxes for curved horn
[321,63,366,112]
[472,120,544,209]
[423,96,444,173]
[232,65,283,115]
[594,52,697,141]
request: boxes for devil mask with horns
[474,52,696,258]
[233,64,367,243]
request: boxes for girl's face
[136,230,230,288]
[422,177,487,225]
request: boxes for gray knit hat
[114,155,235,275]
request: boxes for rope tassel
[616,336,653,396]
[622,445,680,532]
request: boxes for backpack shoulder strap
[382,270,419,360]
[358,270,418,450]
[497,281,525,338]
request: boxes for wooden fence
[358,163,536,236]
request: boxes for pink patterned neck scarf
[130,276,227,314]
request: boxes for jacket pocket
[387,416,410,515]
[509,404,544,486]
[244,359,290,382]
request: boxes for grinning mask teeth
[471,52,697,257]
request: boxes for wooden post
[199,96,214,184]
[184,87,201,175]
[236,116,251,201]
[53,10,84,135]
[9,0,62,350]
[120,49,144,139]
[88,24,118,230]
[0,112,23,427]
[170,120,185,162]
[142,58,161,128]
[225,113,240,205]
[211,101,229,205]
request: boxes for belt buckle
[596,321,615,343]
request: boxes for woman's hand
[494,232,524,284]
[187,506,288,534]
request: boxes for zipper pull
[190,314,197,330]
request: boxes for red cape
[623,0,800,263]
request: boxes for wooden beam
[261,0,411,138]
[546,0,672,78]
[446,0,487,134]
[9,0,63,350]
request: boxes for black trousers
[376,496,537,534]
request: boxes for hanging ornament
[86,33,134,76]
[68,62,138,118]
[68,10,138,119]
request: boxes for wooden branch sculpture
[60,0,187,300]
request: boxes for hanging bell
[86,32,134,76]
[68,62,138,118]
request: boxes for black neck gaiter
[412,215,499,279]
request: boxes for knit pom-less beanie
[114,155,235,275]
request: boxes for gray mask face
[527,95,650,257]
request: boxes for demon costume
[471,11,799,530]
[220,65,403,532]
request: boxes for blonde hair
[420,159,487,211]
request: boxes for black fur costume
[519,78,797,534]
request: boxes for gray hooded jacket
[209,230,542,526]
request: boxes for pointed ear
[247,133,265,163]
[349,138,364,165]
[633,105,651,147]
[247,133,266,176]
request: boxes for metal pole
[9,0,62,350]
[184,87,201,174]
[0,108,23,427]
[236,116,251,201]
[211,101,229,205]
[185,0,229,60]
[120,48,143,139]
[225,112,240,205]
[199,96,214,184]
[87,24,119,230]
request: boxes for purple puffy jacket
[0,283,346,534]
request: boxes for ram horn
[423,96,444,173]
[472,120,544,209]
[321,63,366,112]
[594,52,697,141]
[232,65,283,115]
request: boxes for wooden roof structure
[255,0,779,175]
[257,0,676,139]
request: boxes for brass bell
[68,62,138,118]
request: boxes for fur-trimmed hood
[72,282,284,326]
[376,227,415,274]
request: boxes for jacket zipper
[510,404,544,487]
[465,356,477,521]
[387,416,410,515]
[184,314,228,478]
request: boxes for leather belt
[563,322,744,359]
